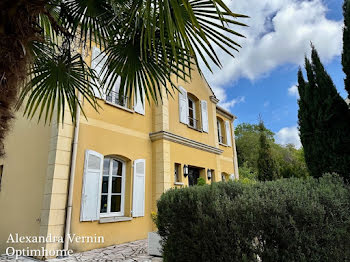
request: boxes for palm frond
[17,0,247,124]
[17,40,99,124]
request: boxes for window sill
[187,124,202,132]
[99,216,132,224]
[105,101,134,113]
[219,142,231,147]
[174,182,184,186]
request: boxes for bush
[156,175,350,262]
[196,177,206,186]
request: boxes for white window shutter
[178,86,188,124]
[201,100,209,133]
[80,150,104,221]
[91,47,107,99]
[225,121,232,146]
[134,87,145,115]
[132,159,146,217]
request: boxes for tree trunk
[0,0,46,157]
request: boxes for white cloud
[288,85,299,97]
[220,96,245,110]
[275,126,302,148]
[201,0,343,110]
[212,86,245,110]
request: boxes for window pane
[112,159,123,176]
[103,158,110,175]
[101,176,109,193]
[189,109,194,119]
[111,195,121,212]
[112,177,122,193]
[100,195,108,213]
[188,99,193,109]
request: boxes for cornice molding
[216,106,237,120]
[210,96,220,104]
[149,131,223,155]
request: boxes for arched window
[100,157,126,216]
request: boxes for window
[217,118,224,143]
[221,173,226,182]
[178,87,208,132]
[174,163,180,183]
[100,158,125,216]
[0,165,3,191]
[105,79,130,108]
[188,97,197,129]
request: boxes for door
[188,167,200,186]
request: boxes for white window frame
[188,97,197,129]
[217,119,223,143]
[99,157,126,217]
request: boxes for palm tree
[0,0,247,157]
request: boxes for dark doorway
[188,167,200,186]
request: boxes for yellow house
[0,46,239,257]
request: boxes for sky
[201,0,346,148]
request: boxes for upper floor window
[105,79,129,108]
[100,157,126,217]
[91,47,145,115]
[188,96,198,129]
[217,117,224,144]
[179,86,209,133]
[217,117,232,146]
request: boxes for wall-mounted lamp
[183,165,189,177]
[207,169,212,180]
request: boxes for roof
[216,105,237,120]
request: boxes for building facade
[0,47,239,257]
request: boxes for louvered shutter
[225,121,232,146]
[132,159,146,217]
[80,150,103,221]
[134,86,145,115]
[91,47,107,99]
[179,86,188,124]
[201,100,209,133]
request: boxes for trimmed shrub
[156,175,350,262]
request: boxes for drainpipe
[63,91,82,251]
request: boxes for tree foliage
[235,122,308,181]
[298,46,350,181]
[257,120,279,181]
[0,0,247,157]
[235,122,274,171]
[343,0,350,98]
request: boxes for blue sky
[202,0,345,148]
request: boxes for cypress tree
[298,46,350,180]
[257,120,278,181]
[342,0,350,98]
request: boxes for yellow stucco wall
[168,72,217,147]
[67,63,237,251]
[69,98,154,252]
[0,46,239,255]
[0,109,52,254]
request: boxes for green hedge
[156,175,350,262]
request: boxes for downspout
[232,117,239,180]
[63,91,82,251]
